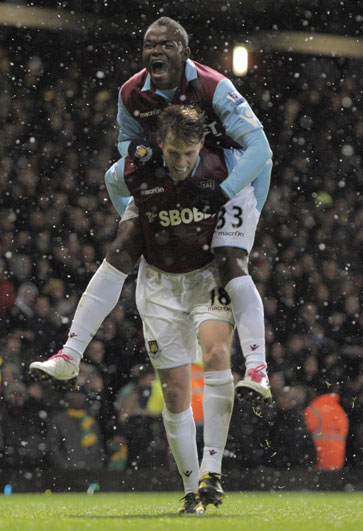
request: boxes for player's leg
[135,259,204,514]
[211,186,272,404]
[214,246,271,402]
[197,319,234,507]
[157,365,203,514]
[29,213,143,384]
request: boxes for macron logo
[140,187,165,196]
[138,109,161,118]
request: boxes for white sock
[162,406,199,494]
[62,259,127,362]
[200,369,234,476]
[225,275,267,374]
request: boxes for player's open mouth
[151,61,168,76]
[174,166,188,175]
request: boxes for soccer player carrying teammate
[108,104,235,513]
[30,17,272,403]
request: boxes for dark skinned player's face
[142,25,190,90]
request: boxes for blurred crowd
[0,32,362,475]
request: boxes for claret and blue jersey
[116,58,272,204]
[106,147,229,274]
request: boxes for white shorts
[135,258,234,369]
[211,185,260,254]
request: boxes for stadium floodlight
[246,31,363,59]
[232,45,248,76]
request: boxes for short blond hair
[157,105,205,144]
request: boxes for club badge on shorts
[148,340,161,359]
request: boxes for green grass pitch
[0,492,362,531]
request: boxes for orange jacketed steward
[304,393,349,470]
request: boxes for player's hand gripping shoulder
[183,179,228,214]
[128,138,163,168]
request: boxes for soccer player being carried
[30,17,272,403]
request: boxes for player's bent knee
[203,345,230,372]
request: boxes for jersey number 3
[216,206,243,230]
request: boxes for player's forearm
[117,92,145,156]
[251,159,272,212]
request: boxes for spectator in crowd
[0,361,22,390]
[266,385,316,469]
[0,258,16,317]
[43,278,75,327]
[77,361,107,424]
[1,332,23,367]
[105,428,128,472]
[82,341,118,437]
[304,392,349,470]
[1,381,47,468]
[227,397,273,469]
[113,363,164,469]
[9,281,38,328]
[46,390,104,470]
[114,363,156,424]
[27,295,64,355]
[346,387,363,468]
